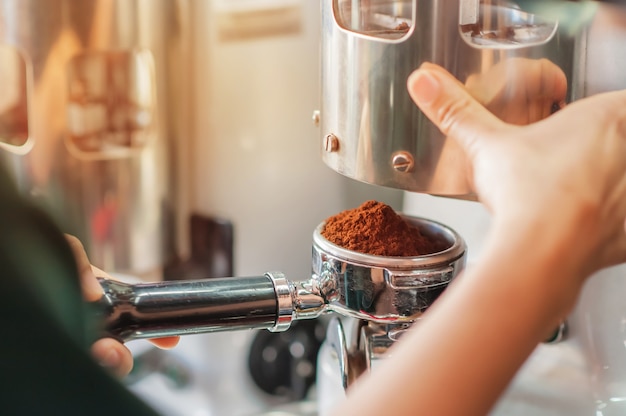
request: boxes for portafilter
[97,215,466,370]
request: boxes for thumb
[407,63,508,156]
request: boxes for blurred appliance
[0,0,193,279]
[316,1,626,416]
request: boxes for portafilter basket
[311,215,467,324]
[313,215,467,391]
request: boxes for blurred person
[0,163,161,415]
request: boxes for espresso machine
[0,0,194,280]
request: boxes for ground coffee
[321,200,447,257]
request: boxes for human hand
[408,62,626,285]
[65,235,180,377]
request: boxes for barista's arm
[332,217,579,415]
[0,167,160,415]
[331,63,626,415]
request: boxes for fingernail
[409,70,440,105]
[99,349,120,370]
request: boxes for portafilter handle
[97,272,326,342]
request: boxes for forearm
[332,216,583,416]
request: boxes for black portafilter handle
[96,272,326,342]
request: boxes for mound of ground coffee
[321,200,447,257]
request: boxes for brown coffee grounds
[321,200,446,257]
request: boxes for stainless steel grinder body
[320,0,581,197]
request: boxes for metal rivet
[392,151,414,173]
[312,110,321,126]
[324,133,339,152]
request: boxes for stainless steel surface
[100,274,280,341]
[312,215,466,322]
[270,272,297,332]
[461,3,559,48]
[322,317,449,392]
[100,271,328,341]
[314,214,466,410]
[0,0,192,277]
[361,322,403,370]
[320,0,580,197]
[323,317,372,392]
[324,317,352,390]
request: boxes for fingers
[407,63,509,158]
[91,264,180,349]
[91,337,134,378]
[66,234,182,375]
[64,234,104,302]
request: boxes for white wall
[191,0,402,280]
